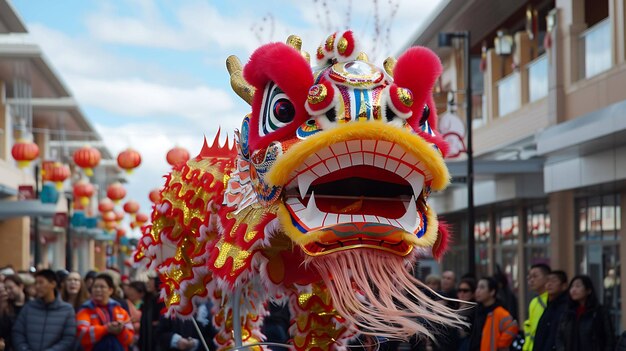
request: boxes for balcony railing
[528,54,548,102]
[497,72,520,117]
[579,18,612,79]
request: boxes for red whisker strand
[306,249,467,341]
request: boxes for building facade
[403,0,626,331]
[0,0,119,274]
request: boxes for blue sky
[11,0,441,236]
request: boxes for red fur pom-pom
[394,47,442,128]
[432,219,451,260]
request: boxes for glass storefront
[575,194,621,333]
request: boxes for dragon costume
[135,31,462,350]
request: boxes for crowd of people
[0,264,624,351]
[414,264,623,351]
[0,267,205,351]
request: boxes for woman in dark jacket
[556,275,615,351]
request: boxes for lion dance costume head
[136,31,463,350]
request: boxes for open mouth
[283,140,431,255]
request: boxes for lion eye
[259,82,295,136]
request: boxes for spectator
[533,270,569,351]
[262,301,290,350]
[18,273,36,301]
[425,274,442,292]
[157,301,216,351]
[556,275,614,351]
[493,271,518,320]
[0,281,11,351]
[61,271,90,311]
[12,269,76,351]
[125,281,146,349]
[139,276,163,351]
[84,271,97,293]
[468,277,518,351]
[0,268,15,283]
[55,270,69,288]
[76,273,134,351]
[103,270,130,313]
[4,275,27,318]
[442,271,457,298]
[523,263,550,351]
[457,277,477,351]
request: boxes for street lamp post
[34,164,41,268]
[438,31,475,276]
[65,193,73,271]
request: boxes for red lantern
[135,212,149,227]
[123,200,140,215]
[106,182,126,203]
[117,148,141,174]
[114,210,125,222]
[73,180,95,206]
[98,199,114,213]
[11,139,39,168]
[102,211,117,222]
[43,162,70,189]
[149,188,162,203]
[73,200,86,211]
[116,228,126,240]
[73,146,101,176]
[166,146,190,167]
[104,220,117,231]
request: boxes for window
[475,216,491,278]
[575,193,621,333]
[495,209,520,295]
[442,216,469,278]
[524,202,551,308]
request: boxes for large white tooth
[297,172,316,199]
[398,197,418,231]
[304,191,318,220]
[407,171,425,198]
[301,192,325,229]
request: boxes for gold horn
[226,55,255,105]
[301,50,311,64]
[286,35,303,51]
[355,52,369,62]
[383,57,397,77]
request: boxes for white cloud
[84,1,267,53]
[67,75,240,122]
[27,23,248,124]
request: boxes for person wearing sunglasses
[457,277,477,351]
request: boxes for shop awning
[0,200,57,220]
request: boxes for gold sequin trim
[337,37,348,55]
[397,87,414,107]
[307,84,328,105]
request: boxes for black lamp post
[65,192,73,271]
[33,164,41,268]
[438,31,476,276]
